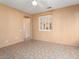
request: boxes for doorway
[22,17,31,40]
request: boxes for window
[39,15,52,31]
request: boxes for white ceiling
[0,0,79,14]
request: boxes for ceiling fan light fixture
[32,0,37,6]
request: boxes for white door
[23,18,31,40]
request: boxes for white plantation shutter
[39,15,52,31]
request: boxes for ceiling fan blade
[37,1,48,9]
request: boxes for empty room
[0,0,79,59]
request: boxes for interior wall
[32,4,79,46]
[0,4,31,48]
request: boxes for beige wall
[32,5,79,46]
[0,4,31,48]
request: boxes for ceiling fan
[32,0,52,9]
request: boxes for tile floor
[0,40,79,59]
